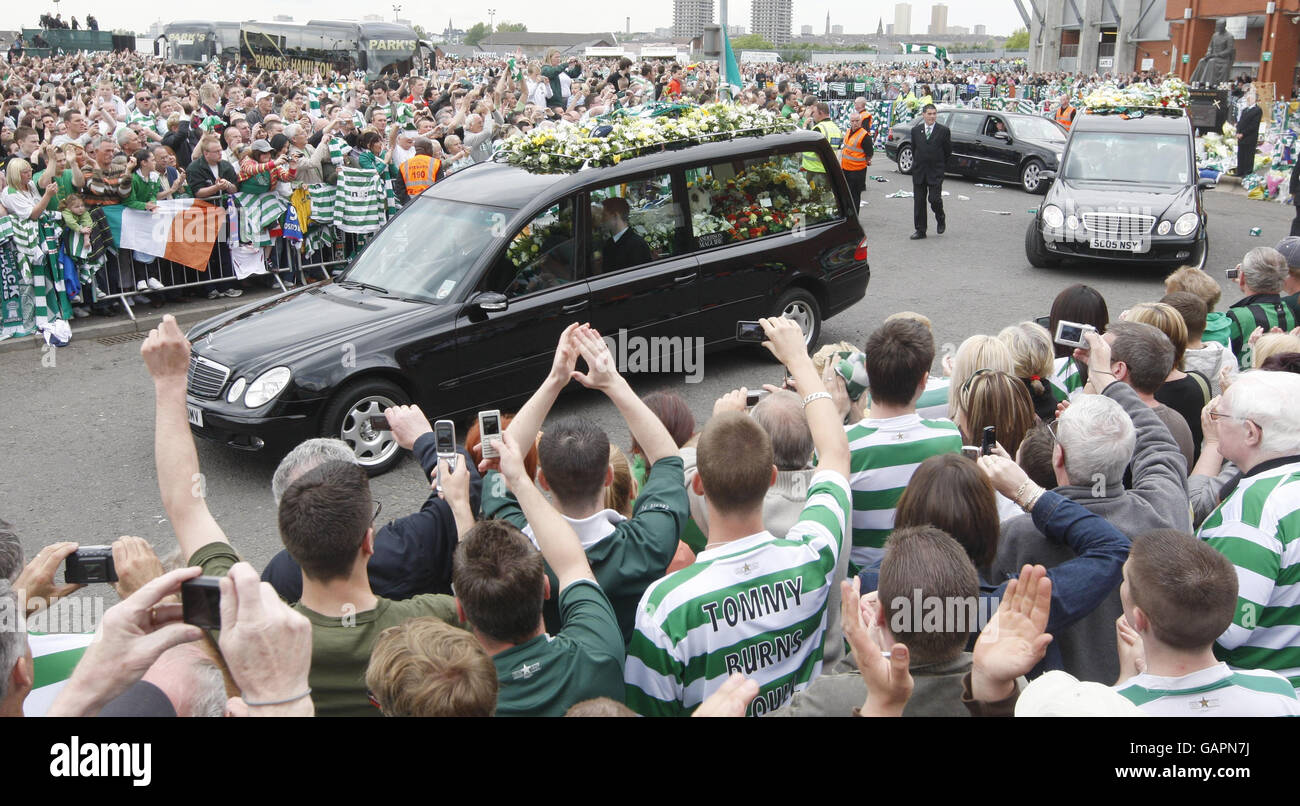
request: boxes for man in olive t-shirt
[190,541,460,717]
[143,315,462,718]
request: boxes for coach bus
[239,20,432,79]
[158,21,241,65]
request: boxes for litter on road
[886,190,915,198]
[957,195,971,201]
[983,210,1013,215]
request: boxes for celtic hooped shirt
[624,471,850,717]
[1115,663,1300,716]
[1197,458,1300,688]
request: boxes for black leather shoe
[937,218,947,234]
[910,231,927,240]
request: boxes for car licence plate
[1090,237,1148,253]
[187,404,204,427]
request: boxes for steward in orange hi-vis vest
[400,155,439,196]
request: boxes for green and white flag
[721,26,743,101]
[333,166,387,234]
[901,43,950,64]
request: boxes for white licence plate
[1090,236,1148,253]
[187,404,204,427]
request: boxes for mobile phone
[181,576,222,629]
[1226,267,1240,279]
[981,426,997,456]
[477,410,502,459]
[64,546,117,584]
[746,389,767,407]
[736,320,765,343]
[434,419,457,492]
[368,415,390,431]
[1054,320,1097,349]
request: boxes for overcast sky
[2,1,1027,38]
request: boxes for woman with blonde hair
[1252,332,1300,368]
[605,445,639,518]
[2,157,67,335]
[952,369,1038,521]
[946,334,1014,419]
[997,321,1057,421]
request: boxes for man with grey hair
[462,112,498,165]
[1198,369,1300,688]
[0,579,32,717]
[1227,246,1297,363]
[994,330,1189,683]
[1106,321,1197,471]
[261,410,482,603]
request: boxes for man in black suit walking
[910,104,952,240]
[599,197,654,272]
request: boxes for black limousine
[883,107,1067,194]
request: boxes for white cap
[1015,671,1146,717]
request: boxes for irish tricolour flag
[102,199,226,271]
[901,43,950,64]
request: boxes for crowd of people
[6,236,1300,717]
[0,45,1232,342]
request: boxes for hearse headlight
[1157,220,1172,235]
[225,377,247,403]
[1174,213,1199,237]
[244,367,291,408]
[1041,205,1064,229]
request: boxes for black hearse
[184,129,871,472]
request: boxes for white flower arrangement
[1082,78,1189,114]
[500,104,797,172]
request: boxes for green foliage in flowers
[499,104,797,173]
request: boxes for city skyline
[0,1,1026,39]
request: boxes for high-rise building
[893,3,912,37]
[831,24,843,34]
[672,0,714,38]
[974,24,986,36]
[750,0,792,45]
[886,23,894,35]
[801,25,813,35]
[929,3,948,35]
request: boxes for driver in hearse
[598,196,653,273]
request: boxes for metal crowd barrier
[91,234,351,321]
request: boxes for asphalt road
[2,170,1294,612]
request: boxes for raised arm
[761,316,849,478]
[570,325,678,465]
[500,321,580,459]
[141,314,230,560]
[499,432,594,590]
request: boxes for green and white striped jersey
[23,632,94,717]
[624,471,850,717]
[1197,459,1300,688]
[1115,663,1300,715]
[915,375,951,420]
[845,413,962,572]
[1047,355,1084,403]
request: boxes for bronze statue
[1191,20,1236,86]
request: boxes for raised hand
[971,564,1053,702]
[842,578,913,716]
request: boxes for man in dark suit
[1236,90,1263,178]
[910,103,952,240]
[599,197,654,272]
[186,134,244,298]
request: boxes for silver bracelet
[243,688,312,707]
[802,391,832,408]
